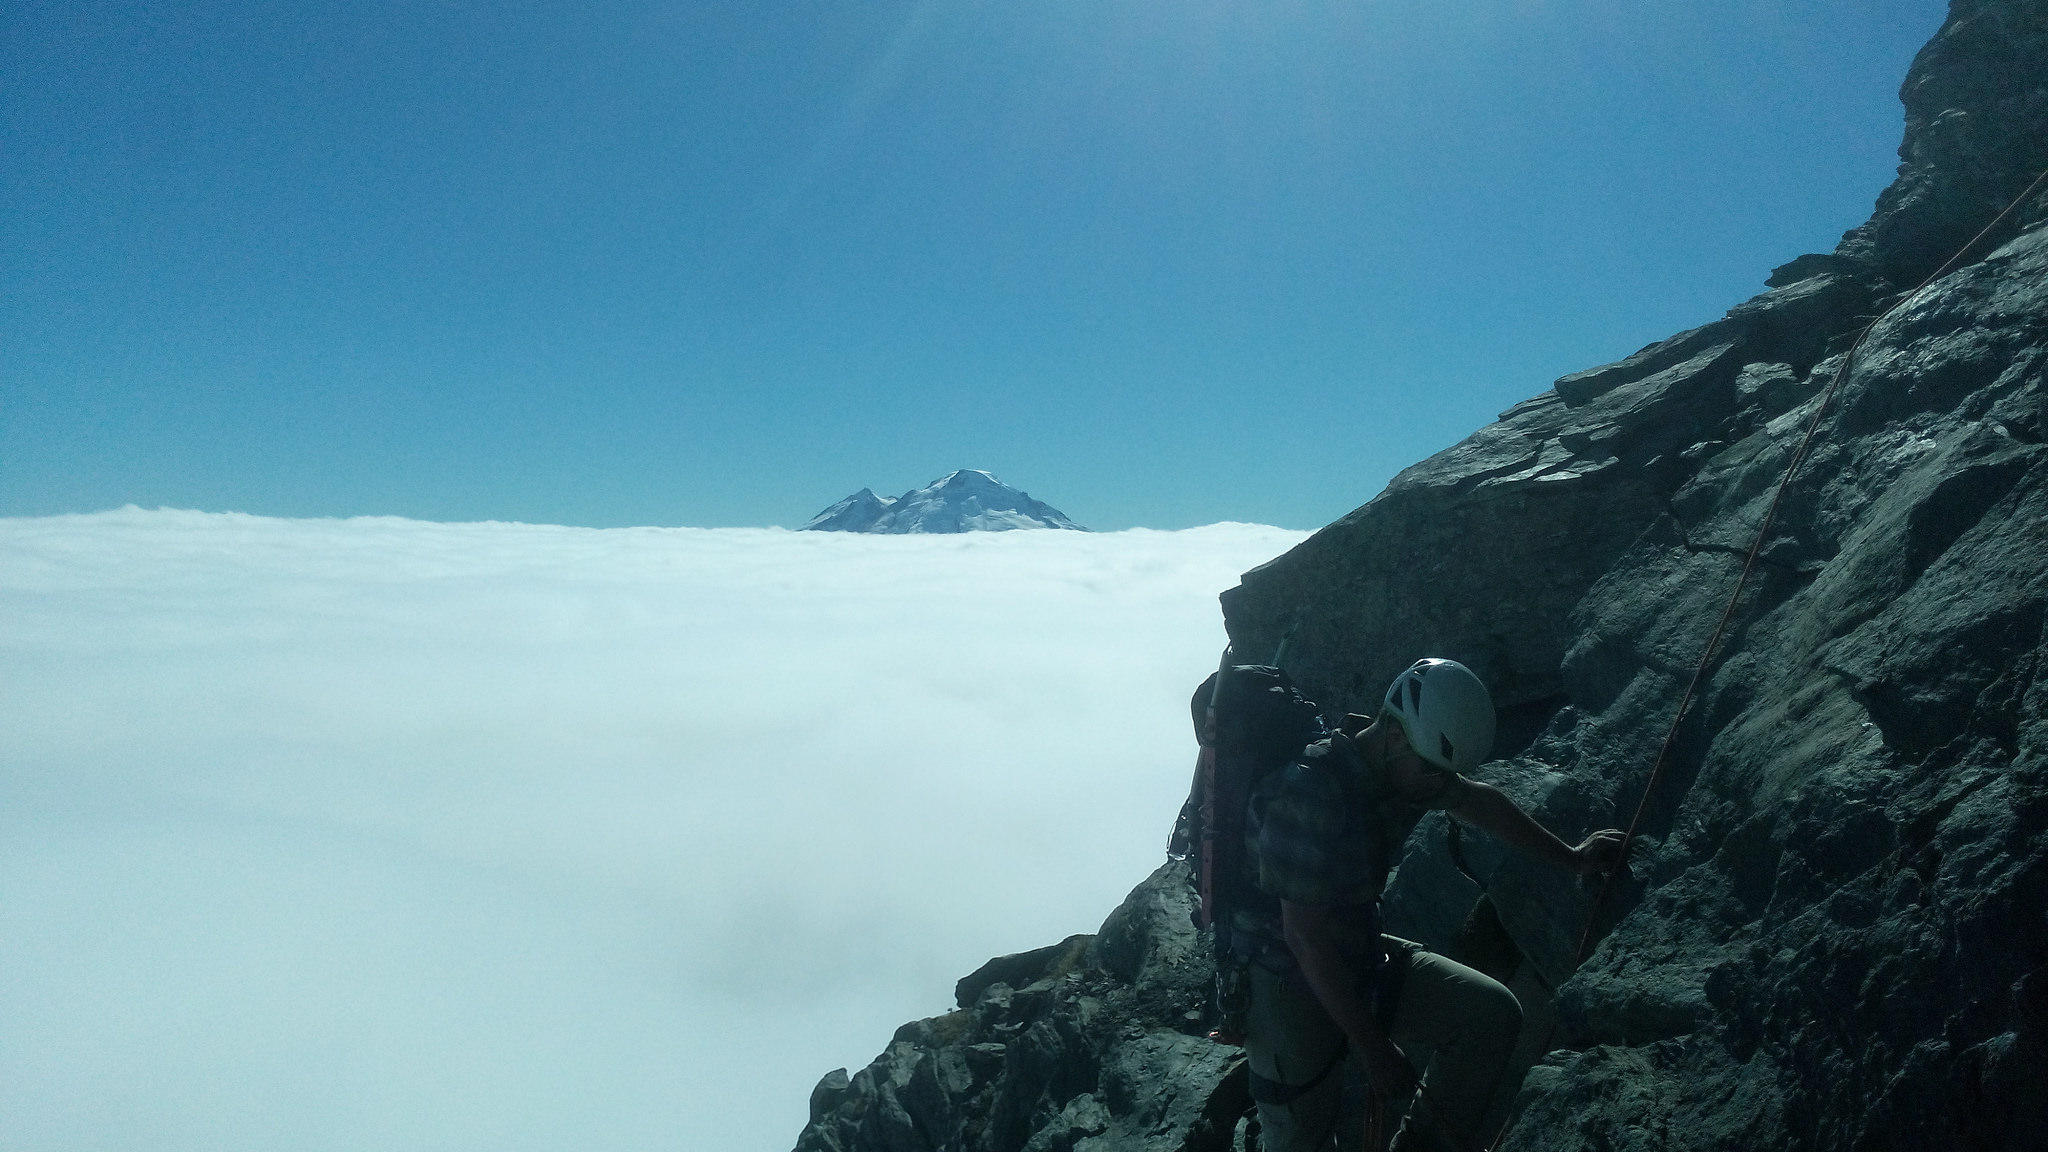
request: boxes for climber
[1240,658,1625,1152]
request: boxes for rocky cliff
[793,2,2048,1148]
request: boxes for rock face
[796,864,1250,1152]
[802,471,1086,533]
[793,3,2048,1149]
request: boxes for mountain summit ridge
[801,471,1086,534]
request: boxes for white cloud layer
[0,508,1307,1152]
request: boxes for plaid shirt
[1245,732,1465,911]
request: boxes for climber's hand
[1573,829,1628,876]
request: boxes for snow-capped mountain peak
[800,471,1085,533]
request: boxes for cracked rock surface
[793,3,2047,1149]
[1229,2,2048,1147]
[795,863,1251,1152]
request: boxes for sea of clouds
[0,508,1308,1152]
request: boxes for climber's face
[1378,718,1455,803]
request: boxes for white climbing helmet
[1381,658,1496,774]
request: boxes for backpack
[1167,662,1328,1042]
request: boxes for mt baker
[802,471,1086,534]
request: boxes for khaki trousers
[1243,939,1522,1152]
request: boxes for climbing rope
[1479,164,2048,1152]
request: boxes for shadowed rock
[794,863,1247,1152]
[1228,1,2048,1146]
[792,3,2048,1148]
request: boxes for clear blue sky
[3,0,1946,530]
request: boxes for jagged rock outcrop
[793,2,2048,1149]
[802,471,1086,533]
[1227,1,2048,1146]
[796,864,1250,1152]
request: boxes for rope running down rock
[1477,162,2048,1152]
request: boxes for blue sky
[3,0,1947,530]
